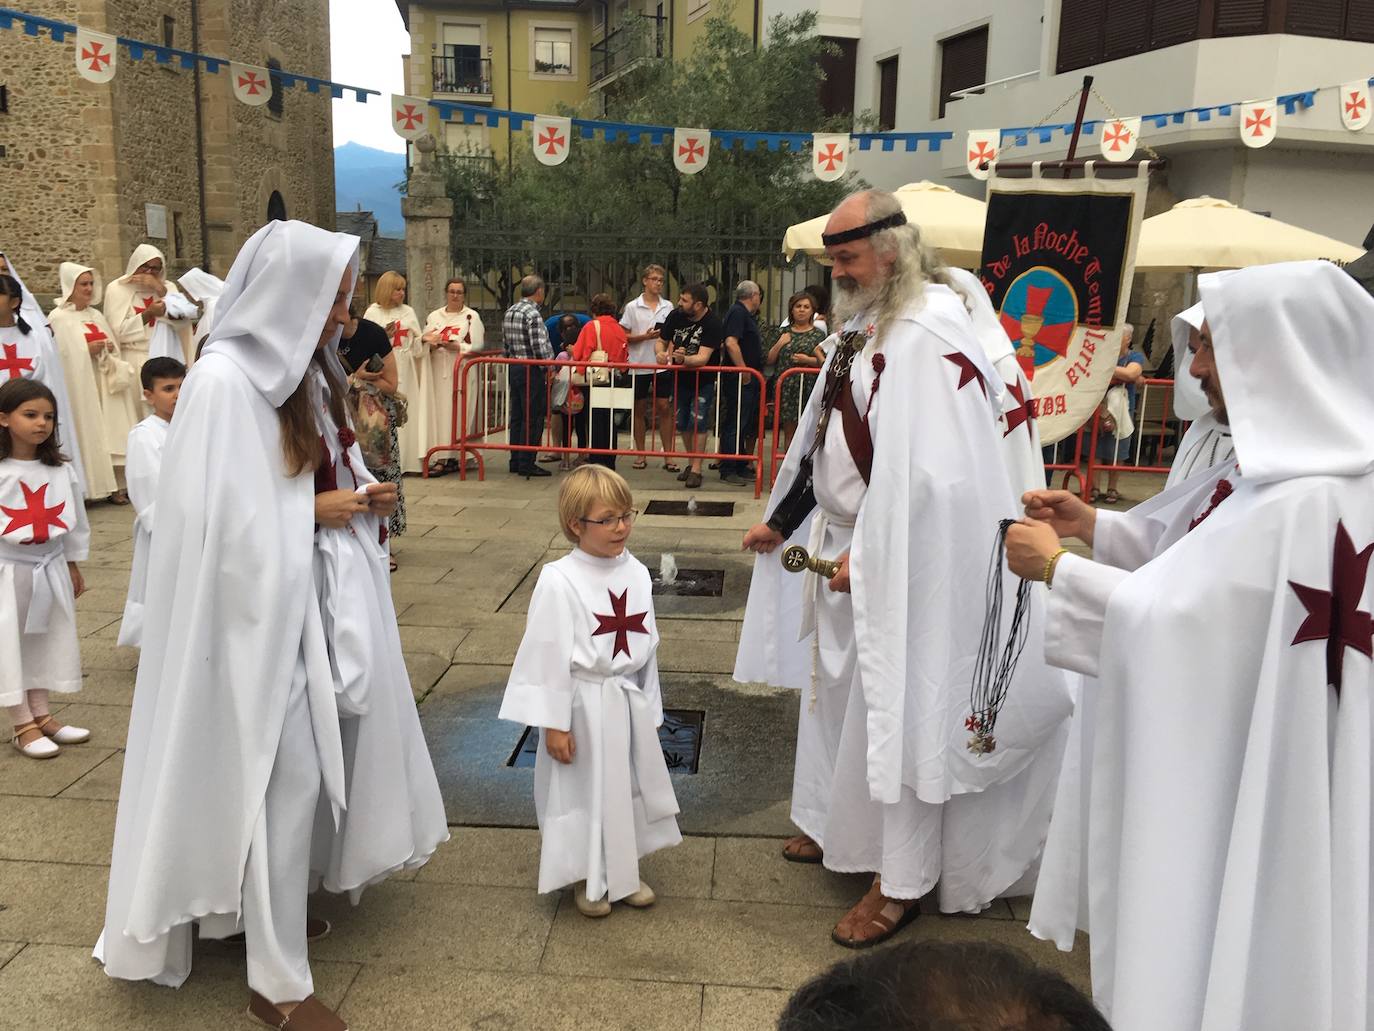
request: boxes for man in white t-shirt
[620,263,677,471]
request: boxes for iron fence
[449,223,825,341]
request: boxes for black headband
[821,210,908,247]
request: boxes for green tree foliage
[432,5,863,240]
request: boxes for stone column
[401,136,453,320]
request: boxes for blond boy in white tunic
[500,466,681,916]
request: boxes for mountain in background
[334,142,406,236]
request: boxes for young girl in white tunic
[500,465,681,916]
[0,379,91,759]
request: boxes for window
[688,0,710,14]
[266,58,284,118]
[533,27,573,75]
[171,211,184,259]
[0,85,7,114]
[938,26,987,118]
[876,56,899,132]
[162,15,175,48]
[819,37,857,118]
[267,191,287,223]
[593,1,605,31]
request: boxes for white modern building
[766,0,1374,249]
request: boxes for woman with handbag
[570,294,628,470]
[340,306,407,569]
[48,263,130,504]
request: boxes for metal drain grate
[650,567,724,597]
[507,709,706,774]
[643,500,736,517]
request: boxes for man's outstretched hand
[1022,489,1097,546]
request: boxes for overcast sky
[330,0,410,153]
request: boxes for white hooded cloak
[47,263,120,497]
[1165,300,1235,489]
[1030,260,1374,1031]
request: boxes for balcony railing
[432,55,493,97]
[591,14,666,87]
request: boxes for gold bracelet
[1043,548,1069,588]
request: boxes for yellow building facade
[396,1,758,165]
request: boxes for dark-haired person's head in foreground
[778,941,1111,1031]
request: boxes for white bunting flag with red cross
[811,133,850,182]
[1098,116,1141,161]
[1240,99,1277,148]
[231,63,273,107]
[966,130,999,180]
[390,95,430,141]
[673,128,710,175]
[74,27,117,84]
[532,115,572,166]
[1340,81,1371,131]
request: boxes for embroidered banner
[978,163,1149,445]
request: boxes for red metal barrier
[767,366,821,485]
[425,355,770,498]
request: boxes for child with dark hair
[118,358,185,647]
[0,379,92,758]
[779,940,1110,1031]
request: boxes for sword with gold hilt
[782,545,841,580]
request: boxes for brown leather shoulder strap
[835,369,873,486]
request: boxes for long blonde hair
[373,271,406,309]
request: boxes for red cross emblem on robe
[1,481,67,544]
[0,343,36,380]
[592,588,649,659]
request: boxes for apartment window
[938,26,987,118]
[688,0,710,17]
[876,56,898,132]
[162,15,175,48]
[819,37,857,118]
[593,1,605,31]
[266,59,284,118]
[533,27,574,75]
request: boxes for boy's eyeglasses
[578,510,638,528]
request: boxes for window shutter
[877,57,899,131]
[1214,0,1271,34]
[1150,0,1202,45]
[1347,0,1374,39]
[1104,0,1151,59]
[1057,0,1107,73]
[938,26,988,117]
[1286,0,1346,34]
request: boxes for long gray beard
[831,280,880,329]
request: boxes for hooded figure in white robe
[103,245,196,384]
[47,263,119,498]
[946,266,1045,500]
[96,221,445,1011]
[735,195,1072,939]
[1026,260,1374,1031]
[178,266,224,358]
[0,254,88,497]
[1166,300,1235,488]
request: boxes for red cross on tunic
[1,481,67,544]
[592,588,649,659]
[389,323,407,350]
[133,295,158,327]
[0,343,35,380]
[816,143,845,171]
[439,325,462,343]
[678,138,705,164]
[83,323,108,345]
[1245,108,1272,137]
[1289,520,1374,701]
[1103,121,1132,152]
[537,127,566,156]
[1002,379,1034,437]
[942,352,987,397]
[1347,92,1368,120]
[82,41,112,73]
[968,140,997,166]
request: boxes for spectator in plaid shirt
[502,275,554,477]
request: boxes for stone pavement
[0,463,1128,1030]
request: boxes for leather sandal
[831,887,920,950]
[12,720,58,759]
[34,714,90,744]
[781,834,823,864]
[247,992,347,1031]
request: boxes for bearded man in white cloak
[1007,260,1374,1031]
[735,189,1072,948]
[96,221,447,1031]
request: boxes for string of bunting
[964,74,1374,180]
[6,4,1373,185]
[0,5,378,102]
